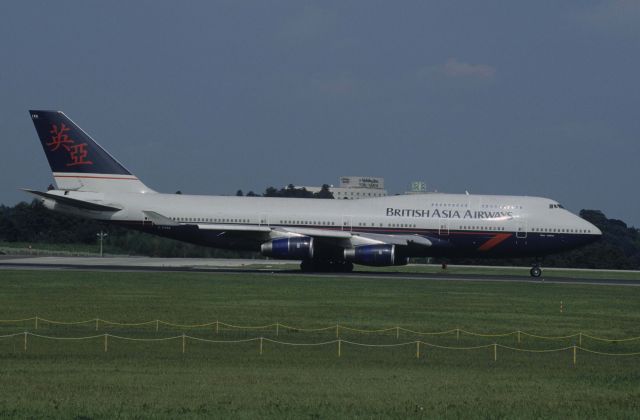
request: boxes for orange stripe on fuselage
[478,233,512,251]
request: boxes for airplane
[25,110,602,277]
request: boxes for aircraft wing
[143,210,180,226]
[277,227,433,247]
[199,224,433,248]
[144,212,434,249]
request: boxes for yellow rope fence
[1,317,640,344]
[2,332,640,363]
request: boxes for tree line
[237,184,334,199]
[1,198,638,269]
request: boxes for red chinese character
[47,123,75,151]
[67,143,93,166]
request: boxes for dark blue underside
[113,221,598,259]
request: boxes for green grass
[0,241,108,256]
[1,270,640,418]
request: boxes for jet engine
[343,244,408,267]
[261,237,314,260]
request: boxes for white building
[301,176,387,199]
[405,181,427,194]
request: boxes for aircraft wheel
[530,266,542,277]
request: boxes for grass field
[1,270,639,418]
[0,241,103,257]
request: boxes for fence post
[260,337,263,355]
[35,316,38,330]
[416,341,420,359]
[95,318,99,331]
[276,323,279,337]
[338,339,341,357]
[24,332,27,352]
[396,326,399,340]
[216,320,219,335]
[104,334,108,352]
[156,320,159,332]
[493,344,497,362]
[517,330,521,344]
[573,345,576,366]
[456,328,460,341]
[182,334,186,354]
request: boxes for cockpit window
[549,204,564,209]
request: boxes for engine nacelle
[261,237,314,260]
[343,244,408,267]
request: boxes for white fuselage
[42,190,601,258]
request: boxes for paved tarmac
[1,256,638,287]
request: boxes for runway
[1,256,639,287]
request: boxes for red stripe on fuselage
[478,233,512,251]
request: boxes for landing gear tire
[530,266,542,278]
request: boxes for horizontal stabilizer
[22,189,121,212]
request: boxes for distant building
[300,176,387,199]
[339,176,384,190]
[405,181,427,194]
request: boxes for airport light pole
[97,231,108,257]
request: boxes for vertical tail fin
[29,110,154,193]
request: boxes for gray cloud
[574,0,640,34]
[416,58,496,87]
[310,74,358,97]
[441,58,496,79]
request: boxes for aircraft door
[342,216,352,232]
[259,214,269,227]
[439,221,449,236]
[516,219,527,239]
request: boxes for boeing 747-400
[25,110,602,276]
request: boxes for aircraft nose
[583,217,602,236]
[591,224,603,236]
[581,218,602,242]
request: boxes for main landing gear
[300,260,354,273]
[530,264,542,278]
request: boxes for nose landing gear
[530,264,542,278]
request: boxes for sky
[1,1,639,225]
